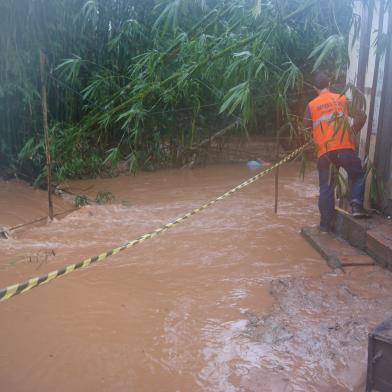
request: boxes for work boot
[318,224,330,234]
[351,203,370,218]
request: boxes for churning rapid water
[0,163,391,391]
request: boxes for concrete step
[333,209,392,271]
[301,226,375,271]
[367,223,392,269]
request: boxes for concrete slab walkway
[301,226,375,270]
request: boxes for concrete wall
[347,0,392,212]
[347,1,378,161]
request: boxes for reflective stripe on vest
[313,112,345,128]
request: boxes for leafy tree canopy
[0,0,357,182]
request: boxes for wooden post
[274,143,280,214]
[39,50,54,220]
[274,109,281,214]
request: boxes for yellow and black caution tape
[0,143,309,303]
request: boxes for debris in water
[247,160,262,170]
[0,226,10,239]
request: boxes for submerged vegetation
[1,0,356,183]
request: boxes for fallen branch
[190,120,240,150]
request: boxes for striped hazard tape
[0,143,310,303]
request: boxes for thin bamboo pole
[274,109,281,214]
[274,162,279,214]
[274,150,279,214]
[39,50,54,220]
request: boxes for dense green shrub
[1,0,356,182]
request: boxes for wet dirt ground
[0,163,391,391]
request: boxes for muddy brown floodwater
[1,163,392,392]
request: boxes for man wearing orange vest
[303,72,368,233]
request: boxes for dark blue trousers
[317,149,364,229]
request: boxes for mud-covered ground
[0,163,391,391]
[242,268,392,391]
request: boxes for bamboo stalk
[84,0,320,132]
[274,167,279,214]
[39,50,54,221]
[197,121,239,148]
[275,109,281,214]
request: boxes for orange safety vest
[308,91,355,157]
